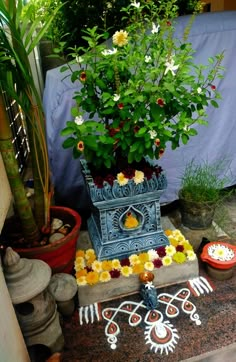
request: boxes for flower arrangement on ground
[75,229,197,286]
[61,0,224,182]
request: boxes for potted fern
[0,0,81,273]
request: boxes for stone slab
[77,259,199,306]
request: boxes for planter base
[77,259,199,306]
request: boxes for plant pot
[179,194,216,229]
[15,206,81,274]
[81,159,169,260]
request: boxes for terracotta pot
[179,194,216,229]
[200,241,236,270]
[15,206,81,274]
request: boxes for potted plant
[0,0,81,273]
[60,0,224,259]
[178,160,229,229]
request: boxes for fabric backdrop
[43,11,236,212]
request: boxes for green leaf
[181,133,189,145]
[60,127,75,136]
[62,137,76,148]
[211,100,219,108]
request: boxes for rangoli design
[101,286,201,354]
[78,278,215,355]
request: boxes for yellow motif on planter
[124,211,139,228]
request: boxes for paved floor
[76,190,236,362]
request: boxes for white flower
[74,115,84,125]
[148,249,158,261]
[101,48,118,56]
[165,245,176,257]
[145,55,151,63]
[186,250,197,261]
[164,58,179,76]
[151,22,160,34]
[113,94,120,101]
[76,55,84,63]
[197,87,202,94]
[148,130,157,139]
[131,0,140,8]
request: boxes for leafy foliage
[61,0,224,171]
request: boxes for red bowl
[200,241,236,270]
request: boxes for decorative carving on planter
[81,160,169,260]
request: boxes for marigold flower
[144,261,154,271]
[92,260,103,273]
[80,71,86,81]
[162,255,173,266]
[168,236,179,247]
[176,245,184,252]
[85,249,96,260]
[77,276,87,286]
[165,245,176,256]
[117,172,129,186]
[101,260,113,271]
[99,271,111,283]
[76,269,87,278]
[133,170,145,184]
[172,252,186,264]
[74,256,85,271]
[123,167,135,179]
[156,98,165,107]
[132,264,144,274]
[76,249,85,258]
[86,271,99,285]
[138,252,149,263]
[165,229,172,236]
[120,258,130,266]
[111,259,121,269]
[113,30,128,46]
[86,254,97,266]
[121,266,133,277]
[156,246,166,257]
[77,141,84,152]
[129,254,140,265]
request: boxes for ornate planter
[81,160,169,260]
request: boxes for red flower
[108,127,120,137]
[118,103,124,109]
[104,174,115,186]
[176,245,184,252]
[153,258,163,268]
[110,269,121,278]
[155,166,163,177]
[159,148,165,157]
[156,246,166,257]
[120,258,131,266]
[93,176,104,188]
[77,141,84,151]
[80,71,86,81]
[211,85,216,90]
[154,138,161,147]
[123,167,135,179]
[156,98,165,107]
[166,21,171,26]
[134,125,140,133]
[85,266,92,272]
[143,166,154,180]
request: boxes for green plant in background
[22,0,64,45]
[61,0,224,171]
[0,0,61,244]
[58,0,204,52]
[179,159,231,203]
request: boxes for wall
[206,0,236,11]
[0,155,30,362]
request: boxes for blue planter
[81,159,169,260]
